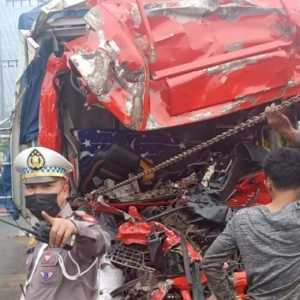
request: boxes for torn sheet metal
[63,0,300,131]
[117,220,201,260]
[31,0,88,39]
[228,171,271,208]
[71,50,112,98]
[41,0,87,14]
[67,3,147,130]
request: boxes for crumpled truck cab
[10,1,300,299]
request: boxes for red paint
[38,1,300,140]
[150,274,208,300]
[38,54,68,151]
[128,206,144,221]
[228,171,272,208]
[34,3,288,298]
[234,272,248,300]
[116,220,201,261]
[149,272,246,300]
[63,0,300,130]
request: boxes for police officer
[14,146,110,300]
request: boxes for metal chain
[94,96,300,196]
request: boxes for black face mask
[25,194,61,221]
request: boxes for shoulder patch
[74,211,97,224]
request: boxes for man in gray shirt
[202,146,300,300]
[203,104,300,300]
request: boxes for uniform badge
[43,253,52,263]
[40,271,54,281]
[27,149,45,170]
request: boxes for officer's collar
[58,202,73,218]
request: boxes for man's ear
[63,179,70,193]
[60,177,69,195]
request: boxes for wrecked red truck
[11,0,300,299]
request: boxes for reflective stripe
[24,243,48,293]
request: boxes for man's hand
[265,104,297,142]
[42,211,78,248]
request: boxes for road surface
[0,216,27,300]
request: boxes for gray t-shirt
[202,202,300,300]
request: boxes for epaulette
[74,210,98,224]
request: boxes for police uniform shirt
[24,203,110,300]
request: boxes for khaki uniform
[24,203,109,300]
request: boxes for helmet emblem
[27,149,45,170]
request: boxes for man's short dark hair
[263,147,300,190]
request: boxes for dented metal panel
[41,0,87,14]
[63,0,300,130]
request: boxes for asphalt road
[0,216,27,300]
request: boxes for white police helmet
[14,146,73,184]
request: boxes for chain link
[94,96,300,196]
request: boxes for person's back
[232,204,300,299]
[203,147,300,300]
